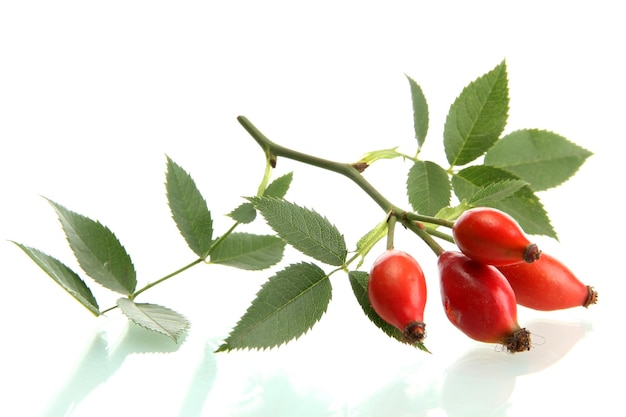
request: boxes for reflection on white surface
[177,343,217,417]
[38,316,591,417]
[439,319,589,417]
[354,318,590,417]
[42,320,185,417]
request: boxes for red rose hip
[497,253,598,311]
[368,250,427,343]
[453,207,540,266]
[438,251,531,352]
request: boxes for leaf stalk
[131,258,203,300]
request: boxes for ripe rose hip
[497,253,598,311]
[438,251,531,353]
[452,207,540,266]
[368,250,427,343]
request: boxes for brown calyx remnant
[351,161,369,173]
[584,286,599,308]
[523,243,541,263]
[403,321,426,344]
[503,327,532,353]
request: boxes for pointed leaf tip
[218,262,332,351]
[165,156,214,258]
[452,165,556,238]
[13,242,100,316]
[117,298,190,343]
[406,74,429,147]
[407,161,451,216]
[249,197,347,266]
[209,232,285,270]
[484,129,592,191]
[444,61,509,166]
[46,199,137,295]
[349,271,429,351]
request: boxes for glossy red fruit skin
[452,207,540,266]
[438,251,530,352]
[368,250,427,342]
[497,253,597,311]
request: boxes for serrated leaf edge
[216,262,331,352]
[117,298,190,343]
[248,196,347,266]
[45,198,137,295]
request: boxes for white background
[1,2,623,416]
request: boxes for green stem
[208,221,239,256]
[100,305,118,315]
[238,116,398,214]
[328,252,361,276]
[103,133,279,307]
[405,221,445,256]
[131,258,203,300]
[386,214,397,250]
[238,115,452,257]
[425,227,456,244]
[404,212,454,228]
[131,219,241,301]
[256,154,274,197]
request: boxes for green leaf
[434,201,471,223]
[165,156,213,258]
[13,242,100,316]
[228,202,257,224]
[348,271,428,352]
[484,129,593,191]
[228,173,294,224]
[216,262,332,351]
[406,74,429,147]
[47,199,137,295]
[467,179,528,206]
[264,172,293,199]
[359,147,404,165]
[117,298,189,343]
[209,232,285,270]
[249,197,347,266]
[348,271,404,342]
[452,165,556,238]
[444,60,509,166]
[407,161,451,216]
[354,220,388,269]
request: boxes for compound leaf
[216,262,332,351]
